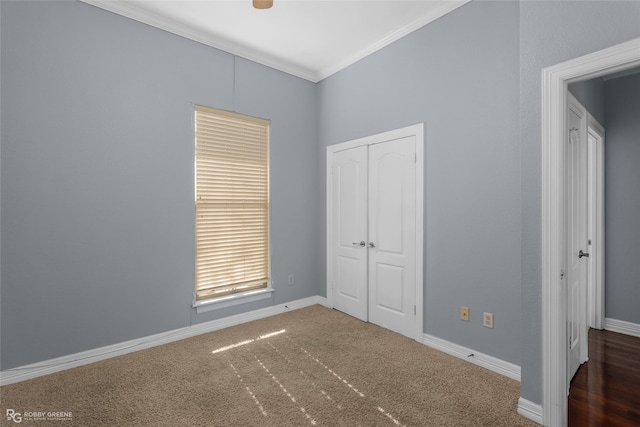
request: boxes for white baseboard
[517,397,543,425]
[0,295,329,386]
[604,318,640,338]
[422,333,521,381]
[421,334,542,424]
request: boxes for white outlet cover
[483,312,494,328]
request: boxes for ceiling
[80,0,470,82]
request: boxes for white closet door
[330,146,368,321]
[327,124,423,341]
[368,137,416,337]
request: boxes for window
[194,105,270,303]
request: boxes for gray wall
[519,0,640,404]
[603,72,640,324]
[319,0,523,365]
[0,1,319,370]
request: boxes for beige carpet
[1,305,537,426]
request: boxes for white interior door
[586,115,605,331]
[368,137,416,337]
[567,94,589,383]
[330,146,368,321]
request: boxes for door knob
[352,241,366,247]
[368,242,376,248]
[579,250,590,259]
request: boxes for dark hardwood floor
[569,328,640,427]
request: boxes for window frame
[192,105,272,312]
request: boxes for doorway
[326,124,424,342]
[541,38,640,427]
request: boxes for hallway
[568,329,640,426]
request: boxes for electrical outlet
[460,306,469,321]
[483,312,494,328]
[288,274,294,285]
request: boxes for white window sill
[193,288,275,314]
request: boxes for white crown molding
[79,0,469,83]
[422,333,521,381]
[605,318,640,338]
[316,0,471,81]
[0,296,328,386]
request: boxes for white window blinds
[195,105,270,302]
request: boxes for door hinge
[414,305,416,315]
